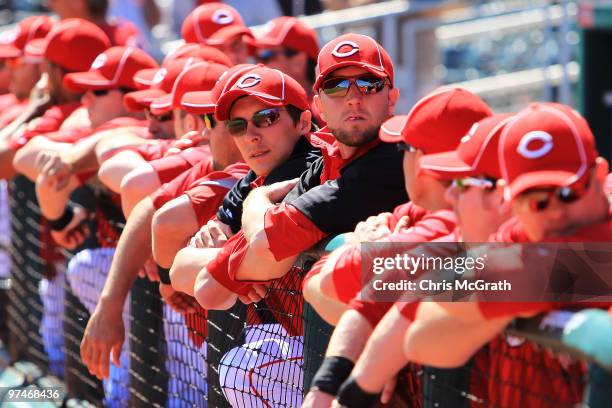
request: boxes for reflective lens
[256,49,278,63]
[145,109,174,123]
[321,75,388,97]
[202,114,216,130]
[453,177,496,191]
[92,89,111,97]
[226,108,284,136]
[396,142,416,153]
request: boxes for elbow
[302,274,319,307]
[249,228,276,260]
[194,268,237,310]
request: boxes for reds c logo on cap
[91,53,108,70]
[153,68,168,85]
[332,41,360,58]
[212,9,234,25]
[461,123,479,144]
[517,131,554,159]
[236,74,261,89]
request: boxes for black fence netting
[2,176,611,407]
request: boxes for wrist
[310,356,355,397]
[336,377,380,408]
[49,205,75,231]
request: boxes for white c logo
[461,122,479,144]
[331,41,360,58]
[212,10,234,25]
[152,68,167,85]
[91,53,107,70]
[236,74,261,89]
[517,131,554,159]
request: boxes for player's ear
[313,94,326,123]
[298,110,312,135]
[594,157,609,182]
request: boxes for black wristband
[49,205,75,231]
[158,265,171,285]
[310,356,354,396]
[336,377,380,408]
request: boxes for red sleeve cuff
[264,203,326,261]
[206,233,253,296]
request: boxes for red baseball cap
[313,33,394,91]
[215,66,309,121]
[162,42,233,66]
[181,2,253,46]
[149,61,228,115]
[180,64,259,115]
[124,57,203,112]
[498,102,598,200]
[25,18,111,72]
[379,87,493,154]
[132,43,232,91]
[254,17,319,61]
[0,15,52,59]
[420,113,515,180]
[63,46,158,92]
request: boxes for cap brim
[506,170,579,201]
[63,71,114,92]
[24,38,45,58]
[379,115,407,143]
[314,62,388,91]
[207,26,253,46]
[216,89,287,121]
[180,90,216,115]
[149,94,173,115]
[133,68,158,90]
[419,151,475,179]
[0,44,22,59]
[123,88,166,112]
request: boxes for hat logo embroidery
[517,131,554,159]
[91,53,108,70]
[331,41,360,58]
[153,68,168,85]
[212,10,234,25]
[236,74,261,89]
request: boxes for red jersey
[0,99,28,127]
[0,93,18,112]
[148,146,212,185]
[10,102,83,149]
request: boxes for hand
[380,375,397,404]
[302,389,335,408]
[139,257,160,282]
[266,178,299,203]
[348,213,394,244]
[37,152,73,191]
[159,283,198,314]
[50,206,89,250]
[237,283,269,305]
[164,131,208,156]
[189,220,232,248]
[392,215,411,234]
[80,301,125,380]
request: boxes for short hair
[286,104,316,132]
[86,0,109,19]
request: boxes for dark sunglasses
[320,75,389,97]
[256,48,298,63]
[226,108,284,136]
[92,87,132,97]
[520,177,590,212]
[145,109,174,123]
[452,177,497,191]
[396,142,416,153]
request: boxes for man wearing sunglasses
[313,113,514,408]
[403,102,612,408]
[78,64,253,398]
[301,88,493,407]
[195,34,407,304]
[254,17,319,98]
